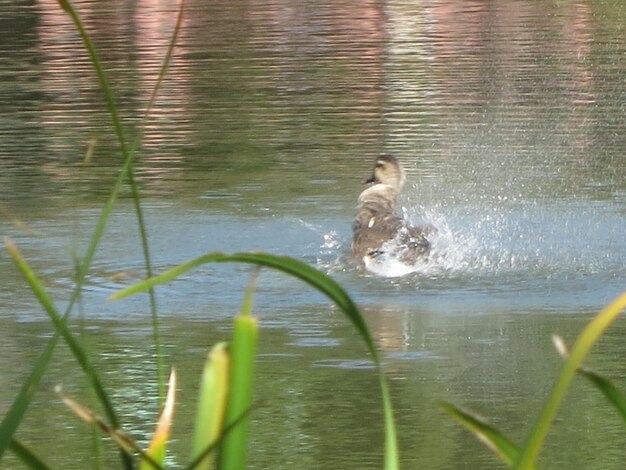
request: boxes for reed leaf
[1,0,181,463]
[5,239,121,426]
[514,291,626,469]
[8,439,52,470]
[140,369,177,470]
[191,342,230,470]
[553,334,626,424]
[219,273,259,470]
[56,0,127,153]
[218,316,258,470]
[0,330,59,459]
[0,1,137,458]
[58,0,186,403]
[441,402,520,467]
[58,387,164,470]
[110,251,400,469]
[380,377,399,470]
[111,253,377,358]
[124,0,186,403]
[579,368,626,423]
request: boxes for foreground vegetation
[1,1,398,468]
[1,1,625,469]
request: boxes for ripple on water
[312,359,376,370]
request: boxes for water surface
[1,0,625,468]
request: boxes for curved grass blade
[57,0,127,153]
[110,252,400,469]
[0,329,59,460]
[191,342,230,470]
[553,335,626,424]
[0,0,185,462]
[140,369,177,470]
[9,439,52,470]
[0,1,136,456]
[58,387,164,470]
[144,0,186,114]
[514,291,626,469]
[441,402,520,467]
[59,0,186,404]
[4,241,121,430]
[124,0,186,403]
[579,368,626,423]
[111,253,378,359]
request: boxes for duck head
[364,155,406,192]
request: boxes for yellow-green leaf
[442,402,521,467]
[140,369,177,470]
[191,343,230,470]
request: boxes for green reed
[1,0,183,466]
[1,0,400,468]
[8,1,624,469]
[110,253,400,470]
[443,291,626,469]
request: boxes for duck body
[351,155,433,268]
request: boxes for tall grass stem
[111,252,400,469]
[514,291,626,469]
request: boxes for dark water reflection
[1,0,625,468]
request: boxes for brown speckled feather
[351,155,434,265]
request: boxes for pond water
[1,0,625,468]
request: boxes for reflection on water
[1,0,625,468]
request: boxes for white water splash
[307,194,624,283]
[360,207,477,278]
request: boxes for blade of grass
[0,330,59,460]
[441,402,521,467]
[9,439,53,470]
[218,316,257,470]
[0,0,137,454]
[5,240,120,430]
[143,0,186,114]
[123,0,186,403]
[514,291,626,469]
[111,253,376,357]
[110,252,400,469]
[0,148,137,464]
[57,0,127,154]
[140,369,177,470]
[191,342,230,470]
[0,158,136,462]
[553,334,626,424]
[59,0,186,404]
[218,273,259,470]
[579,368,626,422]
[58,387,164,470]
[0,0,185,461]
[4,239,131,470]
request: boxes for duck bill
[363,173,376,184]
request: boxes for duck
[351,155,435,268]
